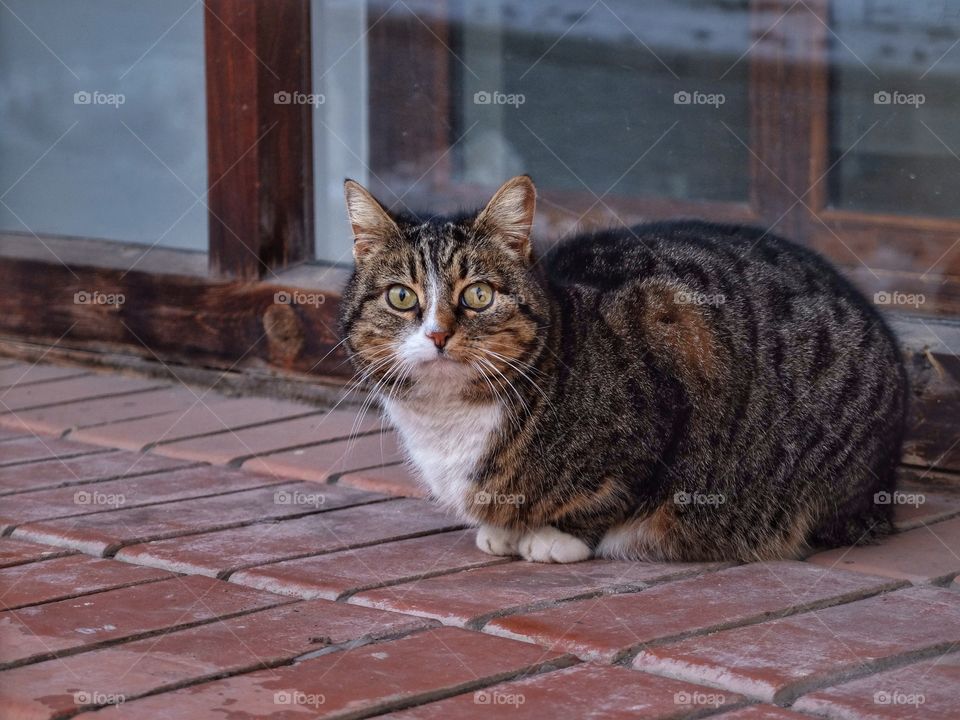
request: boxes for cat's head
[338,176,549,398]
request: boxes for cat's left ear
[474,175,537,262]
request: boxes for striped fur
[338,177,908,562]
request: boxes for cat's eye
[460,282,495,310]
[386,285,418,311]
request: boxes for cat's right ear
[343,180,399,260]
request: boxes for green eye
[386,285,418,311]
[460,282,495,310]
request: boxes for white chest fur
[382,396,501,519]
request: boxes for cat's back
[542,220,847,297]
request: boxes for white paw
[519,526,592,563]
[475,525,521,556]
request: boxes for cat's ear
[474,175,537,261]
[343,179,400,260]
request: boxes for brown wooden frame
[205,0,315,280]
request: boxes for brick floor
[72,628,575,719]
[0,386,202,436]
[115,498,461,577]
[384,663,745,719]
[2,359,960,719]
[485,562,903,662]
[0,373,163,414]
[0,555,172,609]
[70,396,322,452]
[0,538,74,568]
[1,601,434,720]
[349,559,720,628]
[12,481,380,556]
[338,462,427,497]
[0,436,111,467]
[807,516,960,584]
[794,654,960,719]
[241,430,403,482]
[231,529,508,600]
[0,451,192,495]
[0,574,292,668]
[0,464,291,534]
[632,585,960,704]
[149,409,381,464]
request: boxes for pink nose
[426,329,451,349]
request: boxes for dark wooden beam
[204,0,314,280]
[0,234,345,378]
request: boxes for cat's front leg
[475,524,522,556]
[518,526,592,563]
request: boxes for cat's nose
[425,329,451,350]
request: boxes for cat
[338,175,908,563]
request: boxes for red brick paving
[0,436,110,467]
[0,386,201,436]
[241,430,403,482]
[807,516,960,584]
[2,359,960,719]
[0,538,74,569]
[485,561,903,662]
[0,601,434,720]
[70,396,321,452]
[0,363,88,388]
[0,373,163,414]
[149,409,381,464]
[231,529,508,600]
[0,574,292,668]
[0,464,294,534]
[338,462,427,497]
[0,555,172,609]
[713,707,813,719]
[349,558,720,628]
[794,654,960,719]
[0,426,30,441]
[73,627,575,719]
[0,451,192,495]
[385,663,745,719]
[12,481,379,556]
[116,498,460,577]
[632,585,960,704]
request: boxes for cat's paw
[475,525,521,556]
[519,526,592,563]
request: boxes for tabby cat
[338,176,908,563]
